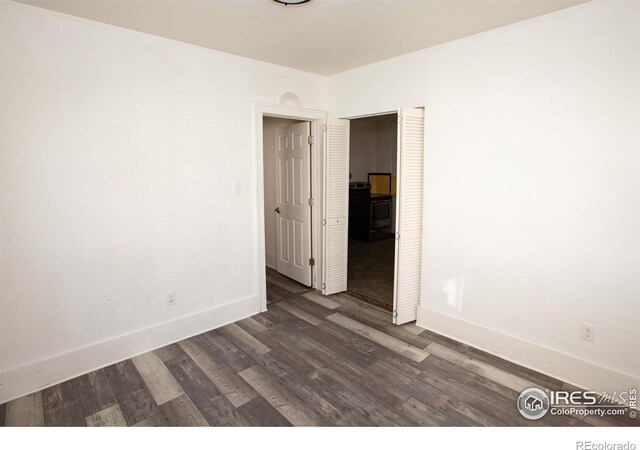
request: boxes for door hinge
[308,135,314,145]
[322,219,327,225]
[309,257,315,266]
[398,115,403,124]
[308,198,314,207]
[395,232,400,240]
[322,282,326,290]
[393,310,398,318]
[323,124,327,132]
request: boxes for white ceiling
[20,0,586,75]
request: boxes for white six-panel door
[275,122,312,287]
[393,107,425,324]
[322,118,350,295]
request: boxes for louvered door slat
[322,119,350,295]
[393,108,425,324]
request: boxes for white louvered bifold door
[322,118,350,295]
[393,107,425,324]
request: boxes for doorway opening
[346,113,398,312]
[262,115,314,306]
[328,107,424,325]
[255,104,326,313]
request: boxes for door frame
[254,103,326,312]
[340,107,425,323]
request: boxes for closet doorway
[323,107,425,324]
[347,113,398,311]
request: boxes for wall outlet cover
[581,322,595,342]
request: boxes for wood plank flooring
[347,237,395,310]
[0,270,635,426]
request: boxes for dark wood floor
[347,237,395,310]
[265,267,313,305]
[0,270,634,426]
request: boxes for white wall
[373,117,397,178]
[349,119,378,182]
[0,1,325,402]
[349,116,397,183]
[263,117,302,269]
[375,117,398,232]
[330,1,640,391]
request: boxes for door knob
[275,207,280,214]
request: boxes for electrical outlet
[581,322,595,342]
[166,291,176,307]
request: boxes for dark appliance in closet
[349,176,393,242]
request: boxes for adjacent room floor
[0,272,632,426]
[347,237,395,311]
[265,266,313,305]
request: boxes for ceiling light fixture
[272,0,312,6]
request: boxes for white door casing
[275,121,312,286]
[322,119,350,295]
[393,107,425,324]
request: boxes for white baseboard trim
[417,306,640,394]
[0,295,259,404]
